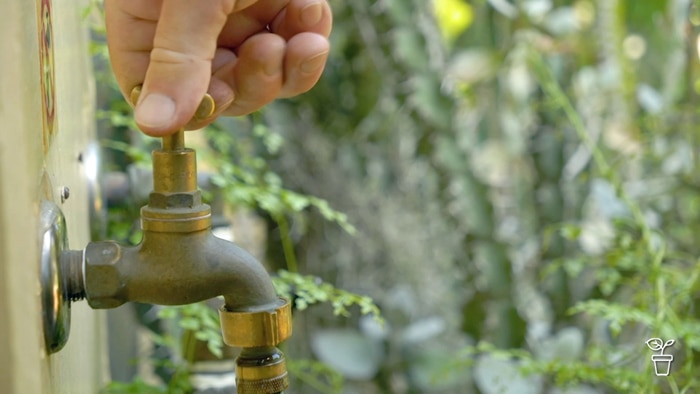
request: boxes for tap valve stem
[162,130,185,151]
[130,87,216,232]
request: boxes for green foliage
[204,122,357,235]
[287,359,345,394]
[102,378,168,394]
[157,303,224,359]
[100,139,151,165]
[273,270,383,324]
[450,341,646,391]
[272,0,700,392]
[101,365,192,394]
[569,301,654,336]
[441,3,700,390]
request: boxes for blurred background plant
[87,0,700,392]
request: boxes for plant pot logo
[645,338,675,376]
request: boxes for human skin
[105,0,332,136]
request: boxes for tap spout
[81,230,280,311]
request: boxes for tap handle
[129,86,216,151]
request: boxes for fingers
[203,32,328,117]
[106,0,332,133]
[270,0,332,39]
[232,0,259,11]
[215,33,287,117]
[279,32,329,98]
[211,0,331,114]
[134,0,236,136]
[181,49,238,130]
[218,0,331,47]
[104,0,158,102]
[260,0,332,99]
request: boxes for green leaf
[568,301,654,336]
[179,317,200,331]
[272,270,383,325]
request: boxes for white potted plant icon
[646,338,675,376]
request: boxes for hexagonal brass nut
[84,241,127,309]
[148,191,202,209]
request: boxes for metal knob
[130,86,216,233]
[129,85,216,151]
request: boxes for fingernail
[300,1,323,27]
[135,93,176,129]
[300,51,328,73]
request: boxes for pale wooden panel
[47,1,110,390]
[0,0,108,393]
[0,0,49,392]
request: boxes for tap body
[80,141,280,312]
[82,230,280,311]
[63,130,291,393]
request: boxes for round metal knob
[40,200,71,353]
[129,85,215,147]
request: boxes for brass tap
[221,303,292,392]
[60,87,293,393]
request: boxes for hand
[105,0,332,136]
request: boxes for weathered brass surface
[141,135,211,233]
[220,298,292,348]
[193,94,216,120]
[151,149,198,193]
[236,347,289,394]
[82,231,280,309]
[129,86,141,108]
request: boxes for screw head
[60,186,70,203]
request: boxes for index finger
[134,0,241,135]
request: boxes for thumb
[135,0,239,135]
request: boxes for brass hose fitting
[220,298,292,393]
[219,298,292,348]
[236,347,289,394]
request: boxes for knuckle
[149,47,207,66]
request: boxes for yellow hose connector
[220,299,292,393]
[219,298,292,348]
